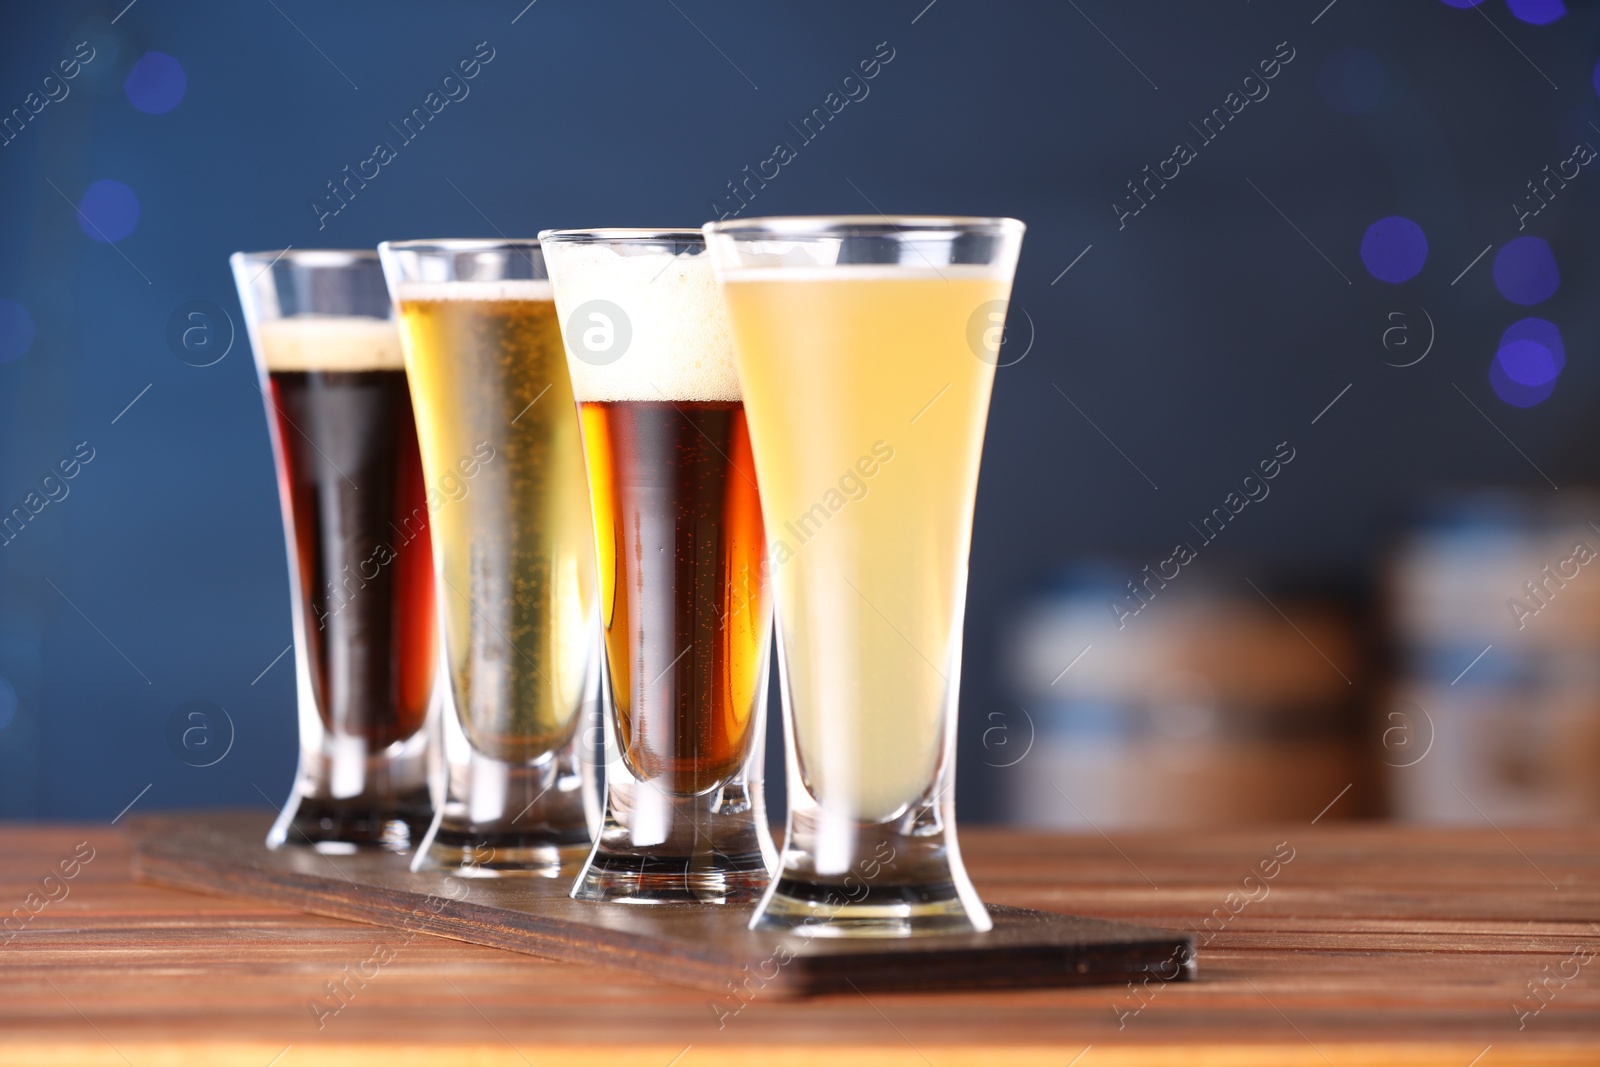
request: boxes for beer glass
[703,216,1025,936]
[540,229,776,903]
[378,240,599,875]
[231,250,437,852]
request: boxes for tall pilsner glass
[540,229,776,903]
[378,240,599,875]
[231,250,437,852]
[704,216,1025,936]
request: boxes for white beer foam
[716,263,1009,284]
[256,315,405,372]
[392,280,555,303]
[543,244,739,403]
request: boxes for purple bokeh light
[75,180,141,243]
[0,300,35,363]
[1490,318,1564,407]
[1499,318,1565,379]
[1492,237,1559,306]
[1490,359,1556,407]
[1360,216,1428,283]
[1497,340,1559,386]
[1506,0,1565,24]
[124,52,186,115]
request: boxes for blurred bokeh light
[1360,216,1428,283]
[1492,237,1560,306]
[73,179,141,243]
[123,51,187,115]
[1506,0,1566,25]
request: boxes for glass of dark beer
[231,249,437,852]
[540,229,776,902]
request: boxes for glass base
[751,876,993,938]
[267,787,432,853]
[411,749,594,876]
[749,799,991,937]
[416,820,590,877]
[571,779,775,903]
[571,843,770,903]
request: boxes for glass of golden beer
[233,250,438,853]
[540,229,776,903]
[377,240,599,875]
[704,216,1025,936]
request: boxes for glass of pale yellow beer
[540,229,776,903]
[704,216,1025,936]
[378,240,599,875]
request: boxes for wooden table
[4,820,1599,1066]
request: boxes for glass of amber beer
[231,250,437,852]
[378,240,599,875]
[540,229,775,902]
[704,216,1025,935]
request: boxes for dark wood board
[13,820,1600,1064]
[125,811,1193,998]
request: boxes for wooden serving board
[127,812,1193,997]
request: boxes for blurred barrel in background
[1384,492,1600,824]
[1001,567,1364,829]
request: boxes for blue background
[1,0,1597,822]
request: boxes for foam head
[542,243,739,403]
[715,263,1011,283]
[390,279,555,305]
[254,315,405,372]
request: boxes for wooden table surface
[4,819,1599,1066]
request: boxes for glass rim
[230,248,380,268]
[702,215,1025,238]
[538,228,705,246]
[377,238,543,254]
